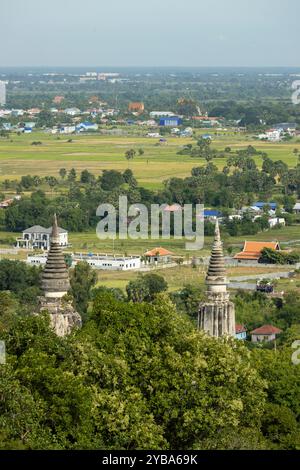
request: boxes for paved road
[229,270,293,291]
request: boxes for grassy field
[95,264,290,292]
[0,225,299,256]
[0,130,299,189]
[1,129,300,285]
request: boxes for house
[160,117,182,127]
[268,217,285,228]
[293,202,300,214]
[16,225,68,250]
[250,325,282,343]
[253,202,277,211]
[273,122,297,132]
[164,204,182,212]
[228,214,242,221]
[235,324,247,340]
[144,247,173,264]
[76,122,98,132]
[204,209,221,221]
[258,129,282,142]
[192,116,221,126]
[53,96,64,105]
[147,132,160,138]
[0,198,14,209]
[128,102,144,113]
[234,241,280,262]
[59,125,76,134]
[64,107,81,116]
[27,108,41,116]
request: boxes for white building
[59,125,76,134]
[258,129,282,142]
[268,217,285,228]
[150,111,175,118]
[27,252,141,271]
[17,225,68,250]
[147,132,160,138]
[64,107,81,116]
[0,81,6,106]
[76,122,98,132]
[293,202,300,214]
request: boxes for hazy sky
[1,0,299,67]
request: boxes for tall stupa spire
[41,214,70,298]
[38,214,82,336]
[198,220,235,338]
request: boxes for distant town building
[59,125,76,134]
[76,122,98,132]
[250,325,282,343]
[234,241,280,262]
[150,111,175,118]
[293,202,300,214]
[204,209,221,220]
[159,116,182,127]
[0,81,6,106]
[163,204,182,213]
[192,116,221,126]
[0,199,14,209]
[268,217,285,228]
[253,202,277,211]
[53,95,64,105]
[17,225,68,250]
[0,195,21,209]
[147,132,160,138]
[128,102,145,113]
[64,107,81,116]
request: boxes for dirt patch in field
[63,153,100,156]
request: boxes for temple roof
[41,214,70,296]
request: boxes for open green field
[95,264,289,292]
[0,130,299,189]
[0,225,299,256]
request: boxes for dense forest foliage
[1,259,300,450]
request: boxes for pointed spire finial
[214,219,221,243]
[51,213,60,243]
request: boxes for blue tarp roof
[254,202,277,210]
[204,210,221,217]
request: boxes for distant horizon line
[1,65,300,69]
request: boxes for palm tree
[125,149,136,167]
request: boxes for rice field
[0,131,299,189]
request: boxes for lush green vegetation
[1,259,300,449]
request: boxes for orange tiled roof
[144,247,173,257]
[236,324,247,334]
[251,325,282,335]
[234,241,280,260]
[164,204,182,212]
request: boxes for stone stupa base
[38,296,82,337]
